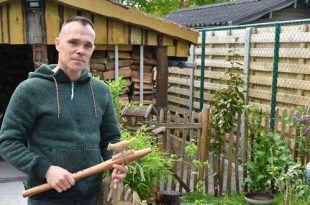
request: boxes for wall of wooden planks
[0,1,190,57]
[168,23,310,115]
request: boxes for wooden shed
[0,0,198,117]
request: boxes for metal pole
[140,45,144,104]
[269,23,281,131]
[240,27,252,155]
[114,45,119,79]
[189,44,195,114]
[199,31,206,111]
[243,27,252,105]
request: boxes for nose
[76,46,85,55]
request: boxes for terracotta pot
[244,193,274,205]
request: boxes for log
[22,147,152,198]
[92,51,106,58]
[120,96,129,105]
[133,90,153,95]
[131,71,153,83]
[131,95,153,101]
[131,53,157,66]
[130,64,153,73]
[90,57,107,64]
[106,60,133,71]
[103,67,132,80]
[90,63,105,71]
[108,51,131,60]
[133,83,153,90]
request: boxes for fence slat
[171,113,180,191]
[235,115,241,193]
[179,113,188,193]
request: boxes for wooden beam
[63,6,76,20]
[162,35,174,46]
[0,0,7,5]
[45,1,60,44]
[130,26,142,45]
[108,19,128,45]
[1,4,9,43]
[147,30,157,46]
[156,46,168,110]
[176,39,189,57]
[94,15,107,44]
[0,6,2,43]
[81,10,92,20]
[53,0,198,44]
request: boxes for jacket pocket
[85,148,102,183]
[52,147,82,173]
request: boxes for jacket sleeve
[0,82,52,179]
[99,86,121,161]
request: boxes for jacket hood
[28,64,92,83]
[27,64,97,119]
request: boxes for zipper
[71,82,74,100]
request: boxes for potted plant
[243,105,275,205]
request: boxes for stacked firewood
[90,47,156,105]
[130,64,154,105]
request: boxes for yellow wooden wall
[0,1,190,57]
[43,1,189,57]
[0,1,24,44]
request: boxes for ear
[55,37,60,52]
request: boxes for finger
[58,182,68,191]
[67,175,75,186]
[114,182,118,189]
[54,185,63,193]
[112,164,127,172]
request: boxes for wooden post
[156,46,168,111]
[161,190,180,205]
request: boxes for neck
[56,66,82,81]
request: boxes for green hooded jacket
[0,64,120,199]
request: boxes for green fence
[168,19,310,131]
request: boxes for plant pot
[244,193,274,205]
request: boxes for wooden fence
[154,106,310,195]
[168,22,310,116]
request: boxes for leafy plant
[121,125,173,200]
[185,139,211,193]
[181,192,212,204]
[285,106,310,160]
[244,104,310,201]
[271,163,310,205]
[106,77,128,115]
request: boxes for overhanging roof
[164,0,296,28]
[53,0,198,43]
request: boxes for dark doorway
[0,45,34,126]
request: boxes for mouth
[71,58,85,63]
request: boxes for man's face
[55,21,95,74]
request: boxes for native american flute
[22,147,151,198]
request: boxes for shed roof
[164,0,296,28]
[0,0,198,44]
[55,0,198,44]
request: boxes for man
[0,16,127,205]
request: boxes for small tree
[209,49,245,195]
